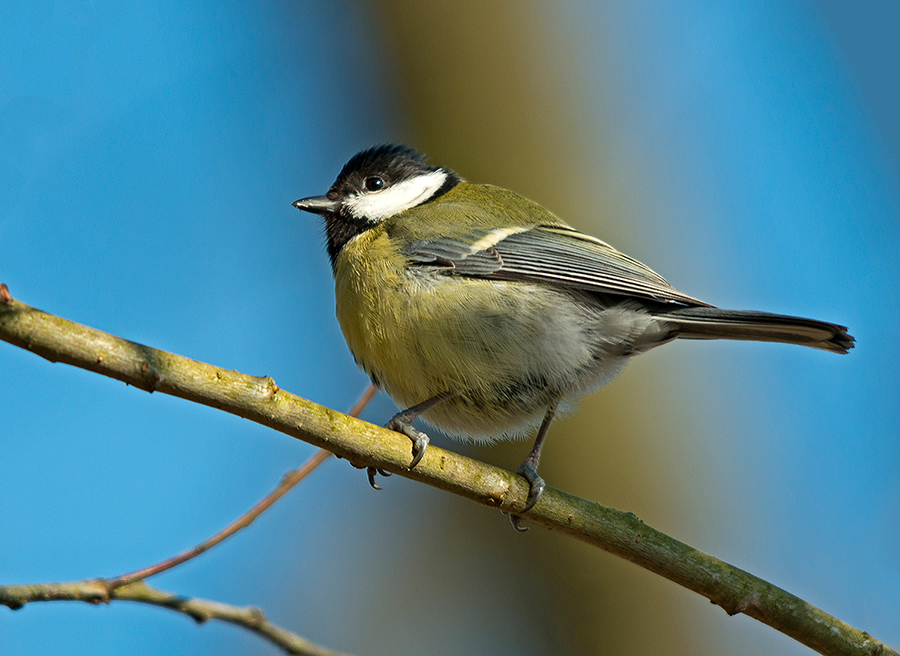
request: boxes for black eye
[364,176,385,191]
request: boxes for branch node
[720,590,761,617]
[187,609,211,624]
[246,606,267,627]
[90,579,113,605]
[138,361,163,392]
[258,375,279,398]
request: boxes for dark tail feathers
[659,307,854,354]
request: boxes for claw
[383,392,453,470]
[504,460,546,530]
[385,415,430,469]
[366,467,382,490]
[508,513,529,532]
[358,465,391,490]
[409,431,428,468]
[516,460,546,514]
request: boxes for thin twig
[107,384,375,588]
[105,450,328,587]
[0,292,894,656]
[1,383,375,655]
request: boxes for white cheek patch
[346,170,448,222]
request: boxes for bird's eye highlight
[364,176,385,192]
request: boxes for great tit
[293,144,853,527]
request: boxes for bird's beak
[292,195,340,216]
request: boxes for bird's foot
[385,414,430,469]
[507,460,546,532]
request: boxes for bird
[293,144,854,529]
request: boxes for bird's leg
[376,391,455,484]
[510,404,557,531]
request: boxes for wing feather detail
[405,223,712,307]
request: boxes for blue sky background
[1,2,898,655]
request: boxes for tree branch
[0,379,373,655]
[0,291,894,656]
[0,580,349,656]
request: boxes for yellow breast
[332,224,593,441]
